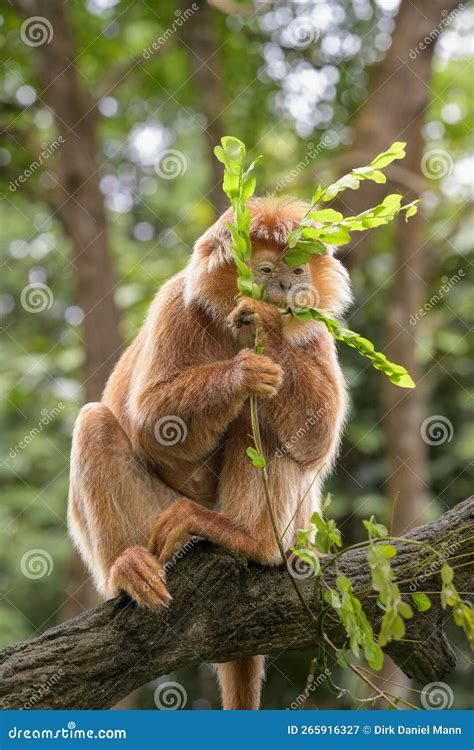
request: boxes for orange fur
[68,196,351,710]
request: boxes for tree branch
[0,498,472,710]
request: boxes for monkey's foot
[109,545,172,610]
[148,500,200,564]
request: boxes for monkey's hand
[227,297,283,336]
[109,546,172,610]
[233,348,283,399]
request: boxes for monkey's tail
[216,656,265,710]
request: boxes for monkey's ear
[192,206,235,270]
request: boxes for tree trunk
[0,497,471,710]
[14,0,122,402]
[180,2,228,215]
[12,0,122,632]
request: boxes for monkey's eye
[293,267,304,275]
[259,266,273,274]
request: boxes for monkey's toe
[109,545,172,610]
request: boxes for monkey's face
[249,248,317,309]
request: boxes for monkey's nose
[279,280,291,292]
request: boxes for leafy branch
[214,135,417,388]
[213,136,472,707]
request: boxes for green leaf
[284,249,311,265]
[441,563,454,584]
[336,648,350,669]
[369,141,406,168]
[246,446,266,468]
[364,641,384,671]
[411,593,431,612]
[296,308,416,390]
[309,208,344,223]
[379,545,397,559]
[353,167,387,184]
[324,589,342,609]
[312,185,326,204]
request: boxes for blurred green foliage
[0,0,472,709]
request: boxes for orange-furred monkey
[68,197,352,710]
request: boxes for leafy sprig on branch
[214,135,416,388]
[214,136,473,705]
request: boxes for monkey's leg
[69,402,185,609]
[147,497,280,565]
[216,656,265,710]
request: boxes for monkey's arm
[128,348,282,465]
[229,298,346,468]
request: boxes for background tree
[0,0,472,709]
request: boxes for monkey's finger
[110,546,171,610]
[158,530,192,565]
[250,383,280,398]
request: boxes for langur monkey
[68,197,352,710]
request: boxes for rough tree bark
[0,497,471,710]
